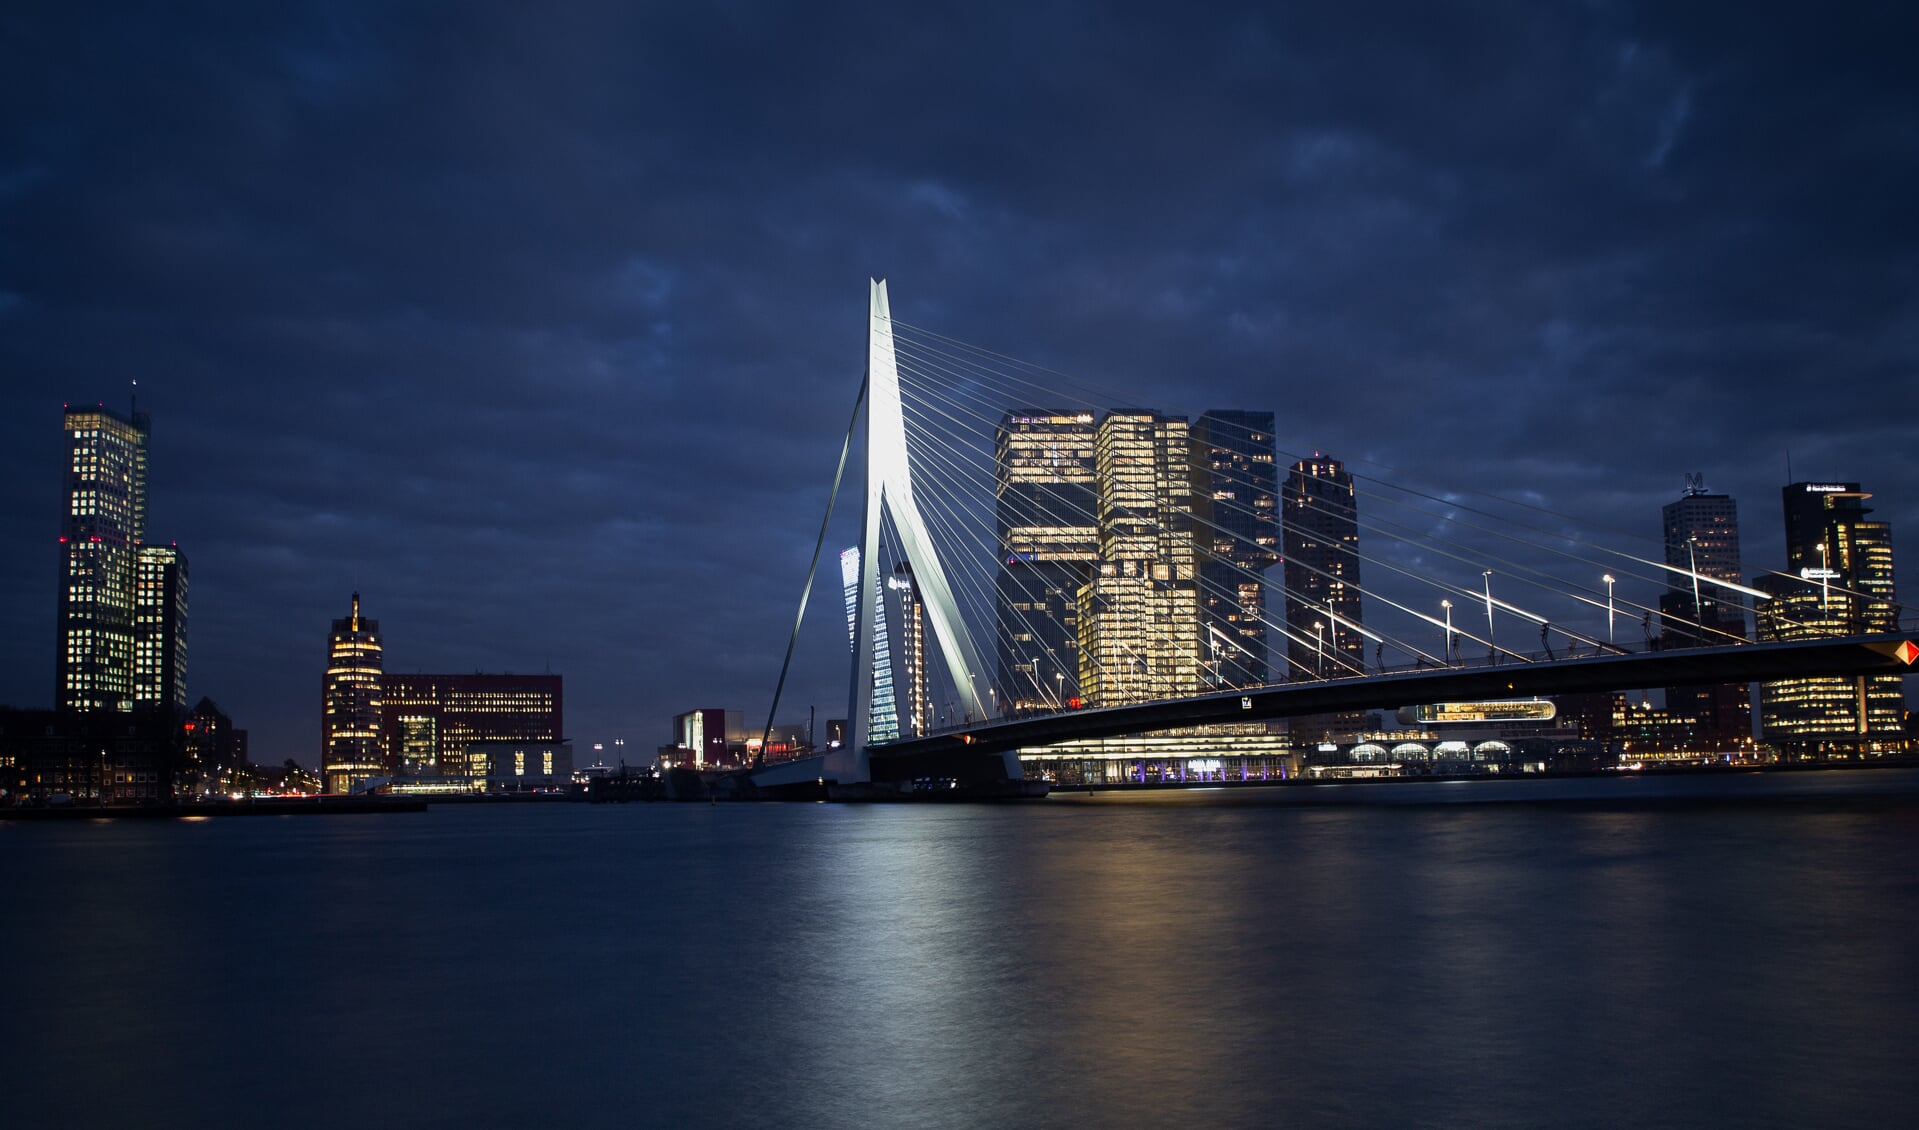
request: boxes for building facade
[321,593,385,793]
[670,708,747,767]
[1193,410,1280,689]
[1656,475,1750,750]
[1282,454,1365,679]
[1,707,180,804]
[1075,411,1203,707]
[463,740,574,790]
[1282,454,1367,742]
[840,546,899,739]
[181,696,245,795]
[1753,482,1902,757]
[56,404,151,712]
[889,562,930,734]
[380,673,563,778]
[134,544,189,712]
[994,411,1099,711]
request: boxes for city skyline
[2,3,1916,760]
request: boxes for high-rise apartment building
[1656,475,1749,749]
[134,544,188,712]
[994,411,1099,710]
[382,673,563,777]
[1752,482,1902,757]
[840,546,898,740]
[1075,411,1203,706]
[1282,455,1365,676]
[56,404,151,711]
[322,593,385,793]
[1193,411,1279,688]
[1282,454,1366,742]
[889,562,930,734]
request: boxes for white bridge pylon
[824,280,991,783]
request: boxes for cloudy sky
[3,1,1914,762]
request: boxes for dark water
[5,770,1918,1129]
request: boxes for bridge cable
[756,373,865,769]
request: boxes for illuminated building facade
[322,593,384,793]
[670,708,747,766]
[1282,454,1366,741]
[134,545,188,712]
[994,411,1098,711]
[1753,482,1902,756]
[56,404,151,712]
[840,546,898,739]
[463,740,573,790]
[1193,411,1279,688]
[890,563,929,733]
[379,673,563,778]
[1656,476,1750,749]
[1076,411,1202,706]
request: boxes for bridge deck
[873,633,1916,760]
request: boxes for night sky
[3,2,1915,764]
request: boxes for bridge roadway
[873,633,1918,763]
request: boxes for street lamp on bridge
[1483,571,1498,664]
[1688,536,1705,643]
[1440,599,1453,666]
[1817,541,1830,613]
[1603,574,1616,645]
[1313,621,1325,679]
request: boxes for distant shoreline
[0,795,428,821]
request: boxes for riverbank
[0,795,428,820]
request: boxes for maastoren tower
[57,401,187,713]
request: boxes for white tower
[823,280,992,782]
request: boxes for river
[4,768,1916,1128]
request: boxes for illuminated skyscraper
[1282,454,1365,741]
[1753,481,1901,757]
[1076,411,1202,706]
[994,411,1098,710]
[322,593,385,793]
[890,562,929,734]
[1193,411,1279,688]
[840,547,897,740]
[56,404,150,711]
[1656,475,1749,749]
[134,544,188,712]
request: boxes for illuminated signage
[1805,484,1850,493]
[1404,700,1557,725]
[1799,568,1840,581]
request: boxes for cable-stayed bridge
[750,281,1917,793]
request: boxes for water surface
[5,770,1916,1128]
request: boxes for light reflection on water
[3,771,1916,1128]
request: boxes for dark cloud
[3,0,1915,759]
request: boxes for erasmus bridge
[746,281,1918,793]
